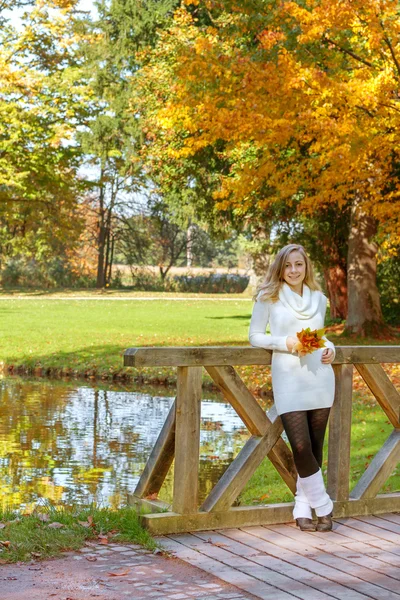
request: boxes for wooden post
[172,366,202,514]
[327,364,353,501]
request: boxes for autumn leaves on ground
[0,506,156,564]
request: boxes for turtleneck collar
[278,282,321,319]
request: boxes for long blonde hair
[255,244,321,302]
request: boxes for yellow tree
[137,0,400,335]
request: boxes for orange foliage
[136,0,400,245]
[293,328,327,356]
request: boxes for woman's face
[283,250,306,290]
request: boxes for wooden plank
[173,532,331,600]
[205,366,297,492]
[134,399,176,498]
[140,494,400,535]
[201,419,284,512]
[328,364,353,501]
[172,366,202,514]
[261,524,400,599]
[355,363,400,427]
[350,430,400,500]
[376,513,400,526]
[335,517,400,545]
[353,514,400,535]
[333,520,400,557]
[220,528,381,600]
[245,525,398,600]
[159,537,296,600]
[124,345,400,367]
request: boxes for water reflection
[0,378,249,510]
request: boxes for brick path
[0,541,257,600]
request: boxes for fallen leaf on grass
[108,569,130,577]
[37,514,50,522]
[78,521,91,528]
[0,541,11,548]
[48,522,65,529]
[0,523,6,529]
[31,552,42,559]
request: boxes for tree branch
[380,21,400,77]
[323,37,376,69]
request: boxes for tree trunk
[345,197,386,336]
[96,223,107,288]
[96,175,106,289]
[323,264,348,320]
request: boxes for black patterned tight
[280,408,331,478]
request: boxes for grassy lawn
[0,505,156,563]
[0,295,253,381]
[1,292,399,388]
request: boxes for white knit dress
[249,283,335,416]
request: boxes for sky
[6,0,97,29]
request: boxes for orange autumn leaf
[294,328,326,356]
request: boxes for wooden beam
[134,399,176,498]
[140,494,400,535]
[350,429,400,500]
[205,365,269,435]
[327,364,353,501]
[355,363,400,427]
[124,345,400,367]
[128,495,170,513]
[124,346,272,367]
[205,367,297,493]
[172,366,202,514]
[201,418,285,512]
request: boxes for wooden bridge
[124,345,400,599]
[124,345,400,537]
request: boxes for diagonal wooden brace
[206,365,296,494]
[134,399,176,498]
[200,414,286,512]
[355,363,400,428]
[350,429,400,500]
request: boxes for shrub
[130,267,177,291]
[173,272,249,293]
[1,257,96,289]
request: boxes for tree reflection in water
[0,378,249,510]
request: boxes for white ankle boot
[299,469,333,517]
[293,476,312,520]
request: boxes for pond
[0,377,250,511]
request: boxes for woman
[249,243,335,532]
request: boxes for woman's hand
[286,336,297,352]
[321,348,334,364]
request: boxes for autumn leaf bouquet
[292,327,326,357]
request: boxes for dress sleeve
[321,294,336,359]
[249,297,289,352]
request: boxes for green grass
[0,505,157,563]
[0,295,253,381]
[1,293,399,386]
[239,392,400,505]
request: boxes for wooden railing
[124,346,400,535]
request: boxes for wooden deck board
[157,514,400,600]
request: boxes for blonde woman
[249,244,335,531]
